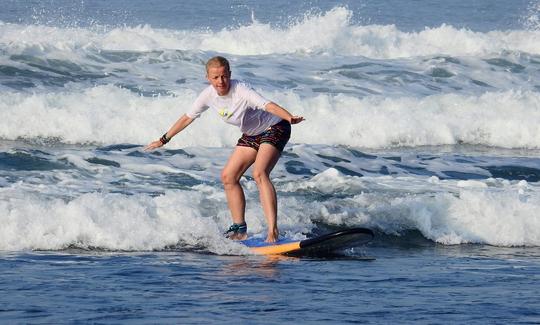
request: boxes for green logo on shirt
[218,108,232,119]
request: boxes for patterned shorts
[237,119,291,152]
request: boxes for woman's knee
[221,169,237,186]
[252,168,269,184]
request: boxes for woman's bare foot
[265,227,279,243]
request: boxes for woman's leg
[221,146,257,239]
[252,143,282,242]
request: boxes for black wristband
[159,133,170,145]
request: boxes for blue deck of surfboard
[241,237,298,248]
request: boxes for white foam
[457,180,488,188]
[0,183,309,253]
[1,165,539,251]
[0,189,247,253]
[523,1,540,31]
[392,186,540,246]
[0,85,237,147]
[280,168,540,246]
[287,90,540,149]
[1,85,539,149]
[2,7,540,58]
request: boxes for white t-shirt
[186,80,282,136]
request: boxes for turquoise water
[1,0,540,323]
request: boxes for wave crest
[2,7,540,58]
[1,86,539,149]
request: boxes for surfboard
[241,227,374,256]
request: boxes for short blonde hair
[206,56,230,73]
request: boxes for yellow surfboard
[242,228,374,256]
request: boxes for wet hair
[206,56,230,73]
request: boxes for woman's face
[207,65,231,96]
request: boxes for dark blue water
[1,241,539,324]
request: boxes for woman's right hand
[144,140,163,151]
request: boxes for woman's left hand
[290,116,305,124]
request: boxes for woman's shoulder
[231,80,257,93]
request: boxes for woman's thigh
[253,143,281,176]
[222,145,258,182]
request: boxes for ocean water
[1,0,540,323]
